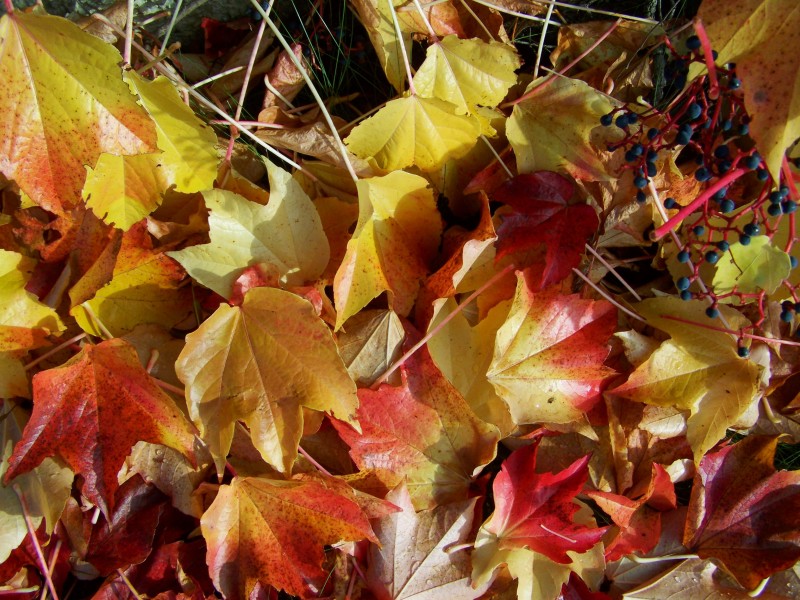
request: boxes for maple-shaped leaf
[711,236,792,298]
[366,484,486,600]
[168,162,329,299]
[611,298,761,461]
[482,442,607,562]
[202,474,378,599]
[0,250,63,352]
[0,12,157,214]
[345,95,481,172]
[696,0,800,180]
[177,286,359,476]
[124,72,219,193]
[413,35,520,114]
[71,223,193,338]
[333,170,442,329]
[4,338,197,516]
[684,435,800,590]
[507,76,621,181]
[493,172,599,286]
[0,400,72,564]
[83,152,168,231]
[332,338,498,510]
[487,273,617,426]
[471,444,606,599]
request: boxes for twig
[160,0,183,52]
[571,268,646,323]
[297,446,332,477]
[12,485,60,600]
[124,0,134,66]
[533,2,556,80]
[24,333,88,371]
[585,244,642,301]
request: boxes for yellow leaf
[176,287,359,475]
[168,160,330,299]
[0,250,63,352]
[124,72,219,193]
[507,76,622,180]
[413,35,520,114]
[72,225,192,338]
[711,236,792,298]
[334,171,441,329]
[345,95,481,172]
[349,0,412,93]
[611,298,760,461]
[0,353,27,398]
[0,13,157,214]
[696,0,800,180]
[83,153,167,230]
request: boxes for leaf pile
[1,1,800,599]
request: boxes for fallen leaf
[0,250,63,352]
[333,337,498,510]
[684,435,800,590]
[4,338,197,516]
[333,170,441,329]
[487,273,617,426]
[337,309,405,386]
[350,0,412,93]
[176,287,359,476]
[0,12,157,214]
[345,95,481,172]
[366,484,486,600]
[711,235,792,298]
[202,474,378,599]
[168,161,329,299]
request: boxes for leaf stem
[297,445,332,477]
[12,484,60,600]
[387,0,416,96]
[584,244,642,301]
[629,553,699,564]
[371,264,515,389]
[411,0,439,43]
[124,0,134,66]
[658,314,800,347]
[3,0,13,15]
[160,0,183,52]
[24,333,87,371]
[151,377,186,397]
[692,18,719,99]
[116,569,141,599]
[651,170,746,241]
[571,268,646,323]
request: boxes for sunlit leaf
[711,236,792,297]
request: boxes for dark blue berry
[743,154,760,169]
[693,225,706,236]
[739,233,752,245]
[664,197,678,209]
[717,240,730,251]
[706,306,720,319]
[714,145,730,159]
[646,149,658,161]
[680,290,693,301]
[630,143,644,156]
[757,168,769,181]
[768,204,783,217]
[695,167,711,182]
[634,175,648,189]
[739,123,750,135]
[636,190,647,203]
[677,249,691,263]
[720,199,735,213]
[625,150,638,162]
[721,119,732,131]
[737,346,750,358]
[780,310,795,323]
[729,77,741,89]
[743,222,760,236]
[783,200,798,214]
[677,277,691,291]
[780,186,790,198]
[616,114,629,128]
[705,251,719,264]
[711,50,719,60]
[647,128,659,140]
[769,191,783,204]
[600,113,614,126]
[791,256,799,269]
[782,300,795,311]
[686,35,701,50]
[719,160,732,173]
[712,188,727,200]
[687,102,703,120]
[647,162,657,177]
[627,113,638,124]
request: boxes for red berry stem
[651,168,746,241]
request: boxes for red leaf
[493,172,598,287]
[684,435,800,590]
[4,339,197,516]
[484,442,607,564]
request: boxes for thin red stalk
[152,378,185,397]
[297,446,332,477]
[12,485,60,600]
[659,314,800,347]
[371,264,515,389]
[4,0,13,14]
[651,168,746,240]
[506,19,620,106]
[692,18,719,99]
[24,333,87,371]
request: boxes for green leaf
[711,236,792,298]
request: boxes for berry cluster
[599,31,800,350]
